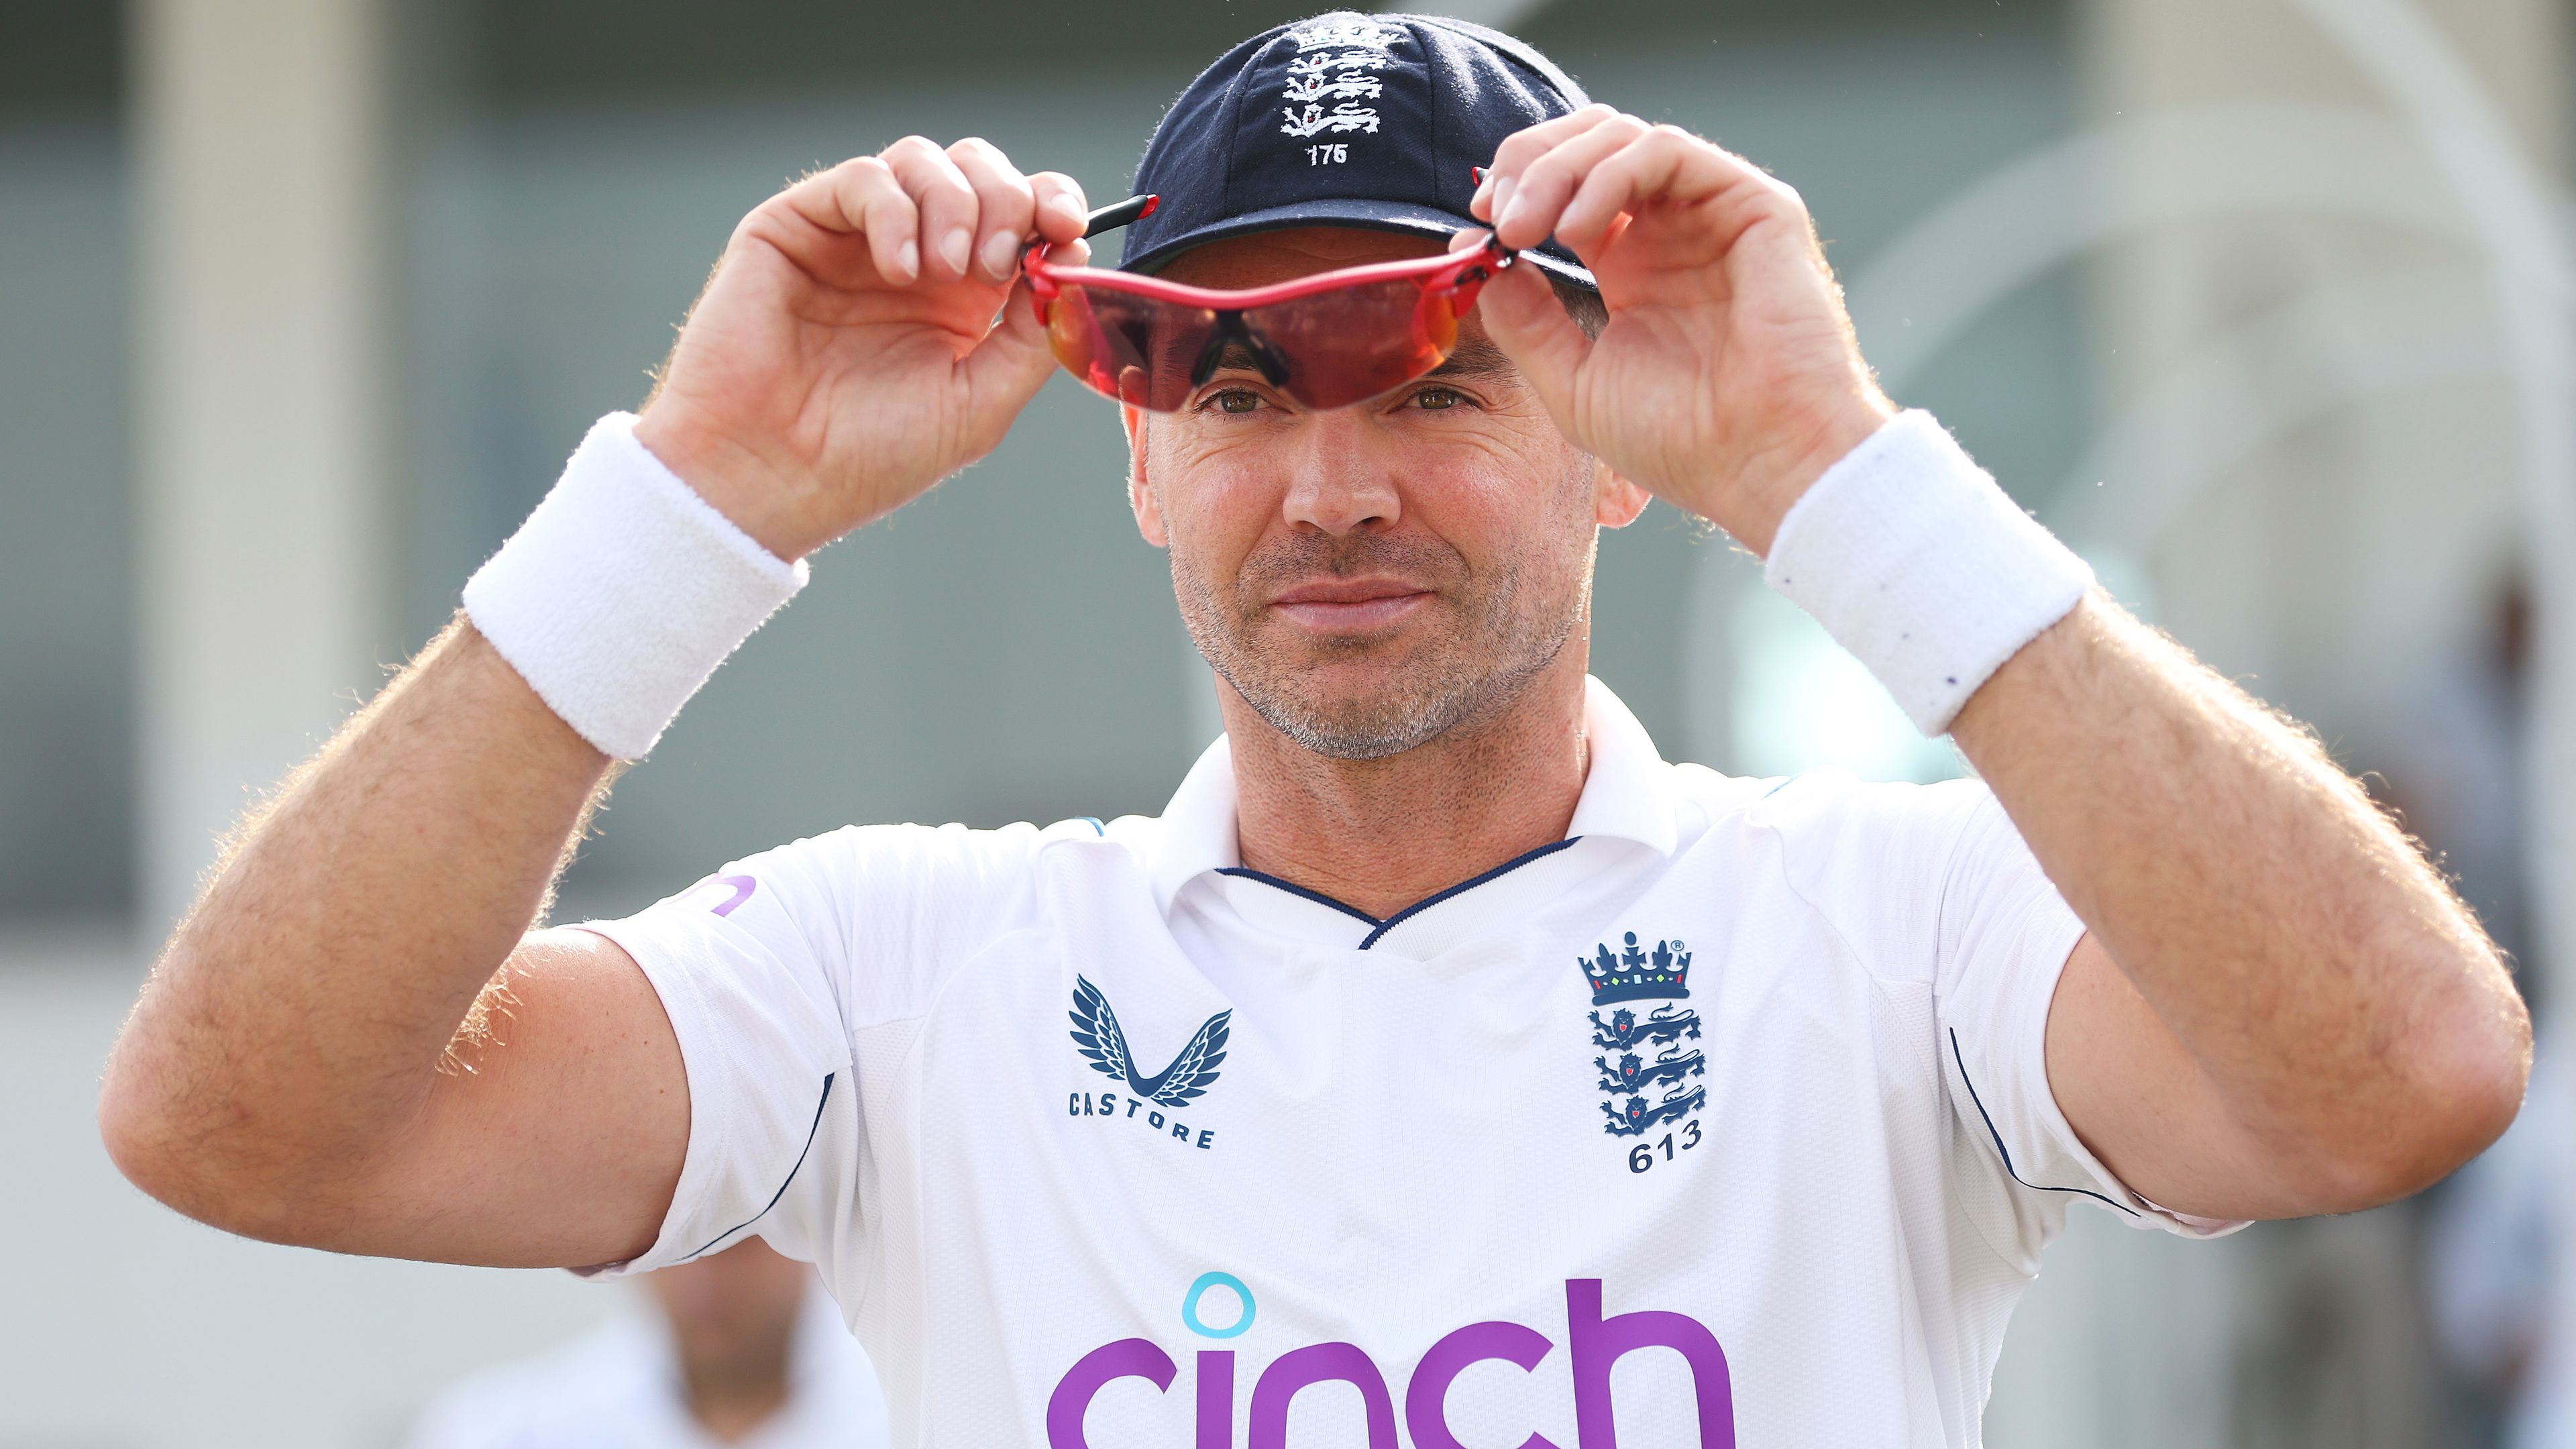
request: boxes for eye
[1205,387,1266,415]
[1409,386,1468,411]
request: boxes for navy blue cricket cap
[1118,11,1597,290]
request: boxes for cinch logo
[1046,1277,1734,1448]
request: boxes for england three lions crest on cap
[1582,932,1710,1150]
[1279,19,1400,140]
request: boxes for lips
[1268,576,1433,631]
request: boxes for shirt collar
[1144,732,1244,913]
[1140,676,1678,915]
[1565,674,1680,857]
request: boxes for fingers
[778,156,923,283]
[947,138,1038,284]
[1493,112,1652,251]
[776,137,1079,289]
[882,136,982,282]
[1472,110,1788,260]
[1474,259,1593,421]
[1470,103,1620,225]
[1028,172,1091,248]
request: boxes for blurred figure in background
[409,1238,888,1449]
[2430,1046,2567,1449]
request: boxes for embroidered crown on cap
[1289,18,1402,52]
[1583,932,1693,1006]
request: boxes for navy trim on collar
[1147,678,1676,916]
[1214,865,1382,928]
[1218,836,1582,951]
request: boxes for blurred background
[2,0,2571,1444]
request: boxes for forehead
[1152,225,1449,290]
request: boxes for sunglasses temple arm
[1082,195,1160,239]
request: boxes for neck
[678,1337,793,1444]
[1226,647,1592,921]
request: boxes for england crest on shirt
[1584,932,1709,1152]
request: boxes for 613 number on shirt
[1628,1118,1703,1173]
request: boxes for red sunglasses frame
[1016,195,1518,411]
[1022,236,1513,319]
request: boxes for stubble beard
[1170,527,1589,762]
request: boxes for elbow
[101,1076,333,1246]
[2412,971,2534,1177]
[2308,947,2532,1212]
[98,1042,217,1228]
[98,1001,347,1247]
[97,1031,252,1236]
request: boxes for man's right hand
[635,137,1090,561]
[97,138,1089,1269]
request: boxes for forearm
[101,619,612,1232]
[1953,593,2529,1202]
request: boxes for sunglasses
[1021,195,1515,413]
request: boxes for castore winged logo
[1068,975,1232,1107]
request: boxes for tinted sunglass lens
[1242,277,1461,411]
[1046,286,1218,411]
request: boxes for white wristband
[1763,411,2091,735]
[463,412,809,759]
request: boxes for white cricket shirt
[584,678,2233,1448]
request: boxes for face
[643,1236,809,1376]
[1125,228,1645,760]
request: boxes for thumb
[953,277,1064,453]
[1477,260,1593,425]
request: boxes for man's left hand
[1468,106,1892,554]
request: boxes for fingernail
[940,227,971,276]
[981,231,1020,278]
[1496,194,1528,238]
[1046,193,1085,229]
[1470,170,1495,214]
[1490,175,1517,225]
[896,239,920,280]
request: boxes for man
[409,1239,890,1449]
[100,13,2527,1446]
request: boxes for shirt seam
[1750,813,2040,1277]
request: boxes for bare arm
[98,139,1089,1263]
[1470,109,2528,1220]
[1956,597,2526,1218]
[99,623,684,1266]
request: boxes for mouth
[1267,576,1434,633]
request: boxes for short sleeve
[572,838,859,1278]
[1930,789,2246,1245]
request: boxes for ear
[1124,405,1169,548]
[1592,458,1650,529]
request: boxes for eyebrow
[1427,336,1513,380]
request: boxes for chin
[1233,655,1489,760]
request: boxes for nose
[1278,411,1401,537]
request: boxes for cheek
[1150,443,1275,575]
[1402,440,1595,570]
